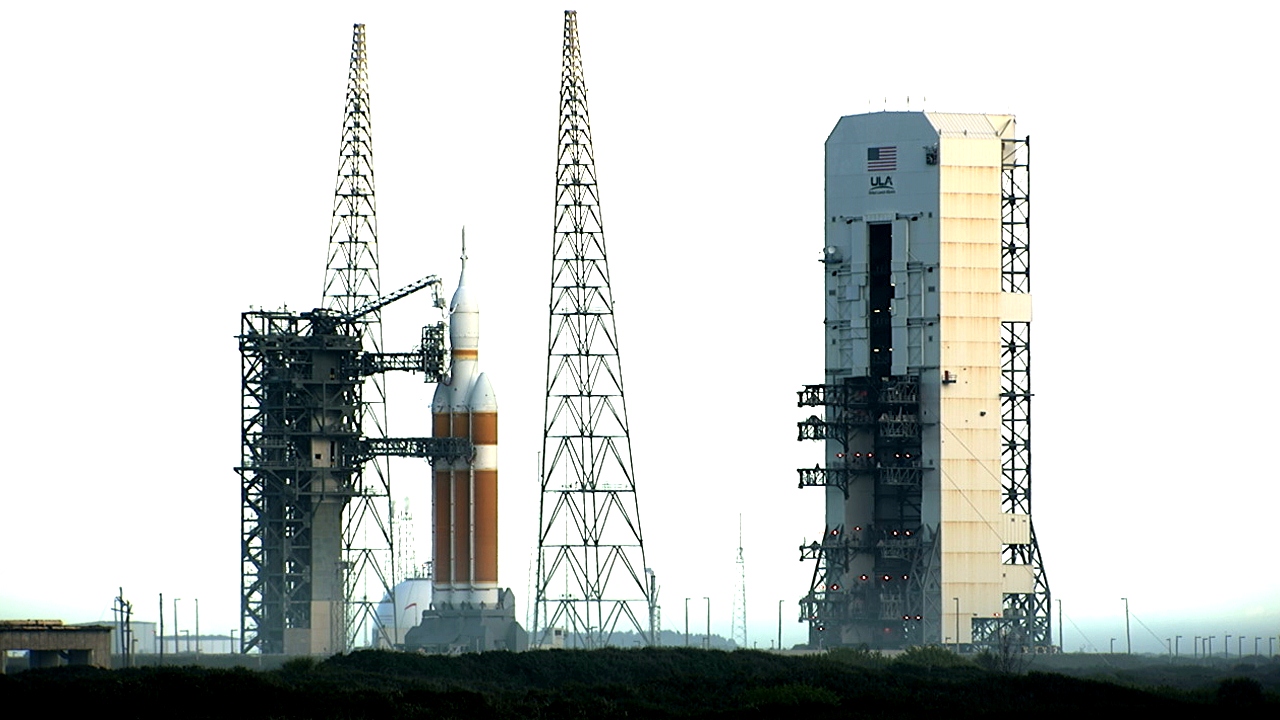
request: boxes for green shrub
[893,645,972,669]
[279,656,320,674]
[1216,676,1263,706]
[826,646,888,669]
[740,683,840,708]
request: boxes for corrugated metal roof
[925,112,1000,138]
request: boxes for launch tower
[533,10,658,648]
[796,112,1051,652]
[237,25,465,655]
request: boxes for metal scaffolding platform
[796,375,935,647]
[238,24,459,654]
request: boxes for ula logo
[869,175,895,195]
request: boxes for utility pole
[777,599,783,652]
[158,593,164,664]
[1056,598,1063,652]
[113,588,133,668]
[704,597,711,650]
[1120,597,1130,654]
[684,598,690,647]
[194,598,200,654]
[173,598,180,655]
[954,597,960,653]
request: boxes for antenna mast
[534,10,654,648]
[731,516,748,648]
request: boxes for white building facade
[798,112,1050,651]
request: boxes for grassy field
[2,647,1275,718]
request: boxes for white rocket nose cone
[450,261,478,314]
[467,372,498,412]
[431,380,451,413]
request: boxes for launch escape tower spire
[239,24,460,655]
[533,10,657,648]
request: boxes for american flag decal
[867,146,897,172]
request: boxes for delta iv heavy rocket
[405,241,527,652]
[430,245,499,608]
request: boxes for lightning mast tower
[321,22,394,650]
[534,10,656,648]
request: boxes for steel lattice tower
[534,10,655,648]
[996,137,1052,648]
[240,24,463,655]
[323,23,396,651]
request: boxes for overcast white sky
[2,1,1276,654]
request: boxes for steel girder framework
[534,10,655,649]
[993,136,1053,651]
[796,377,933,647]
[240,25,448,654]
[239,308,460,654]
[239,310,362,654]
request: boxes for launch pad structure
[237,25,468,655]
[796,112,1052,652]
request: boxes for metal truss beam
[357,437,470,463]
[795,376,927,647]
[996,136,1052,651]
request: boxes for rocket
[431,237,500,608]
